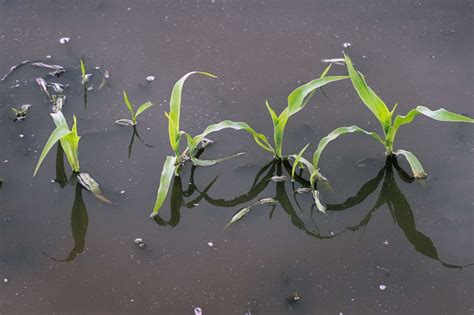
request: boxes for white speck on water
[193,203,199,206]
[3,160,8,163]
[379,284,387,291]
[3,278,8,283]
[134,238,143,244]
[383,240,389,246]
[194,307,203,315]
[207,242,214,247]
[59,37,70,44]
[343,42,351,48]
[19,134,24,138]
[146,76,155,82]
[120,190,126,194]
[46,55,52,59]
[50,179,55,183]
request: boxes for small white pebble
[207,242,214,247]
[379,284,387,291]
[59,37,70,44]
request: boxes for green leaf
[265,100,279,126]
[273,108,290,157]
[312,190,326,213]
[291,143,309,179]
[394,149,427,179]
[80,59,86,77]
[287,75,348,116]
[312,125,385,175]
[168,71,217,155]
[135,101,154,119]
[343,52,392,131]
[34,125,70,176]
[188,120,274,158]
[61,116,81,172]
[123,91,134,118]
[151,156,178,215]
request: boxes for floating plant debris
[194,307,203,315]
[295,187,311,194]
[1,59,33,81]
[35,78,50,98]
[114,119,135,126]
[270,175,289,182]
[77,173,112,204]
[321,58,345,65]
[342,42,351,48]
[11,104,32,121]
[287,292,301,304]
[52,95,66,113]
[30,62,65,71]
[225,207,251,228]
[48,82,66,94]
[98,69,110,90]
[146,75,155,82]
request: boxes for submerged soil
[0,1,473,314]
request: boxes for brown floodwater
[0,1,473,314]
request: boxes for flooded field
[0,1,473,314]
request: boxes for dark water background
[0,1,473,314]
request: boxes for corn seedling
[262,65,348,158]
[11,104,32,121]
[80,59,90,85]
[151,71,274,216]
[298,53,474,191]
[115,91,154,126]
[34,111,81,176]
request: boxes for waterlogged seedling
[115,91,154,126]
[80,59,91,85]
[298,53,474,194]
[11,104,32,121]
[34,111,81,176]
[151,71,274,216]
[261,65,348,158]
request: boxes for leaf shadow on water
[128,125,154,159]
[153,158,341,240]
[153,153,472,269]
[326,155,473,269]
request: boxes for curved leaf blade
[343,52,391,130]
[394,149,427,179]
[34,125,70,176]
[135,101,154,118]
[312,125,385,172]
[168,71,217,155]
[151,156,178,215]
[291,143,309,179]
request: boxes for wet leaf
[151,156,178,215]
[270,175,289,182]
[114,119,135,126]
[1,59,32,81]
[35,77,50,98]
[394,149,427,179]
[77,172,112,204]
[225,206,251,228]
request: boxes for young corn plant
[115,90,154,126]
[34,111,81,176]
[151,71,274,216]
[262,65,348,158]
[295,53,474,208]
[290,53,474,211]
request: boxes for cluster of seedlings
[2,53,473,225]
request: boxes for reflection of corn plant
[298,53,474,187]
[151,71,274,216]
[34,111,81,176]
[263,65,347,158]
[121,91,154,125]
